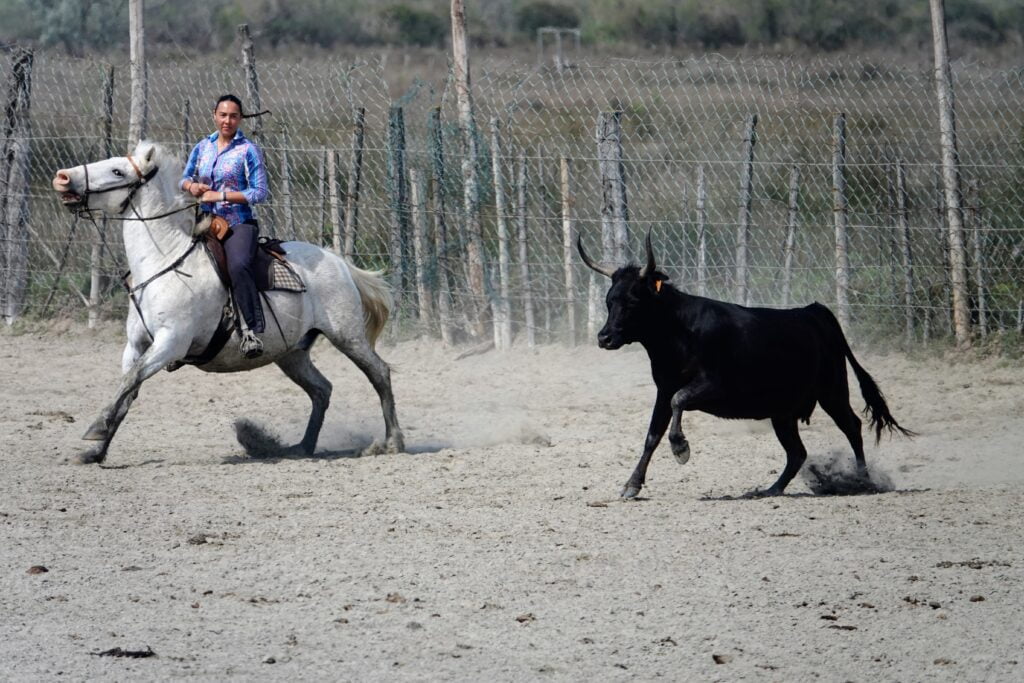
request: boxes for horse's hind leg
[276,349,332,455]
[330,337,404,455]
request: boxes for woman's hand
[200,190,227,203]
[186,181,210,198]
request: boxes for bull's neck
[638,290,689,356]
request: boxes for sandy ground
[2,325,1023,681]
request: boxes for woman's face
[214,100,242,139]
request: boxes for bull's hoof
[670,437,691,465]
[620,483,642,499]
[743,487,782,499]
[82,418,108,441]
[75,446,107,465]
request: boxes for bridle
[72,154,200,224]
[74,154,160,216]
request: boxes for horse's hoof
[386,435,405,454]
[76,446,106,465]
[359,440,386,457]
[670,438,690,464]
[620,484,642,499]
[82,419,108,441]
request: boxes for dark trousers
[224,221,264,333]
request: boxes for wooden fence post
[781,166,800,307]
[387,106,410,315]
[929,0,972,348]
[409,167,435,334]
[89,64,115,328]
[344,107,365,260]
[451,0,488,338]
[895,159,916,347]
[429,107,454,345]
[127,0,147,148]
[561,157,576,345]
[736,113,757,305]
[967,179,986,338]
[597,110,629,264]
[696,164,708,298]
[280,127,296,240]
[833,112,851,331]
[516,154,535,347]
[1,48,33,324]
[237,23,263,143]
[328,149,342,254]
[316,149,327,246]
[490,117,512,350]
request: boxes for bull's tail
[815,305,916,444]
[347,263,392,348]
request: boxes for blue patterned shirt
[181,130,269,226]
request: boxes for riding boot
[240,329,263,359]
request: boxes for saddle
[166,216,306,371]
[196,215,306,294]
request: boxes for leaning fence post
[1,48,33,325]
[736,113,757,306]
[344,107,365,260]
[561,157,576,345]
[895,159,916,347]
[429,107,454,345]
[237,23,263,143]
[387,105,409,312]
[966,179,986,339]
[490,117,512,350]
[516,154,535,347]
[833,113,851,331]
[781,166,800,307]
[316,148,327,245]
[409,167,435,334]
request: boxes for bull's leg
[79,331,189,464]
[621,388,674,499]
[666,381,718,467]
[751,417,807,496]
[819,394,867,475]
[275,349,332,455]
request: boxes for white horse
[51,141,404,464]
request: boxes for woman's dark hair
[214,94,245,115]
[213,93,269,120]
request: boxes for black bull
[578,233,913,498]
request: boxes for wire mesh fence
[3,47,1023,349]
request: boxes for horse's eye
[112,168,124,177]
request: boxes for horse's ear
[142,143,156,164]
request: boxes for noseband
[75,154,160,216]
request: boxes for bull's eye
[112,168,124,177]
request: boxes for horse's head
[52,141,163,216]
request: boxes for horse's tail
[347,263,392,348]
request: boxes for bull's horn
[576,235,616,278]
[638,228,656,279]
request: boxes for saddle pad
[268,258,305,292]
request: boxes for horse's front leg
[79,331,188,464]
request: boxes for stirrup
[240,331,263,359]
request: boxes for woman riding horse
[181,94,269,358]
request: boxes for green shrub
[381,4,447,47]
[516,1,580,36]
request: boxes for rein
[122,237,203,342]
